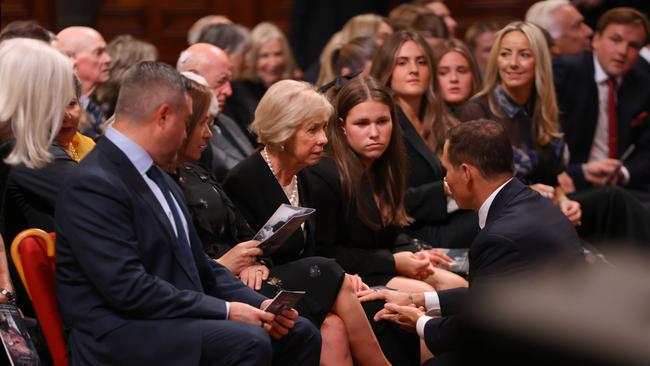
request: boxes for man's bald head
[177,43,232,111]
[57,26,112,94]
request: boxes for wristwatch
[0,288,16,305]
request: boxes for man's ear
[152,103,171,127]
[460,163,472,183]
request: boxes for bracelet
[0,288,15,305]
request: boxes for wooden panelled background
[1,0,536,65]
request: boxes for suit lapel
[97,139,203,290]
[398,109,444,175]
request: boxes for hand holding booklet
[262,290,306,315]
[0,304,40,366]
[253,204,315,255]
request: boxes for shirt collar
[593,54,622,85]
[641,47,650,64]
[495,85,530,119]
[478,178,512,229]
[104,125,154,175]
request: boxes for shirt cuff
[416,315,434,338]
[424,291,441,315]
[225,301,230,319]
[620,166,630,185]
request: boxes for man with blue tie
[55,61,321,366]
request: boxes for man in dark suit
[361,120,583,365]
[553,8,650,192]
[177,43,255,181]
[55,61,320,366]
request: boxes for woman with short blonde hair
[0,38,75,169]
[249,80,333,150]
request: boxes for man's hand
[376,303,425,331]
[394,251,434,279]
[583,159,622,186]
[260,300,298,340]
[239,264,269,290]
[557,172,576,194]
[228,301,275,333]
[216,240,262,275]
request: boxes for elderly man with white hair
[177,43,254,181]
[56,26,112,137]
[526,0,593,57]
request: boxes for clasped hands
[529,183,581,225]
[393,249,454,280]
[357,288,426,331]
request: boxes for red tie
[607,78,618,158]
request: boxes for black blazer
[3,144,76,241]
[222,151,317,265]
[553,51,650,189]
[398,109,450,224]
[304,158,397,279]
[56,138,267,366]
[423,178,584,354]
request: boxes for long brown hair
[328,76,412,228]
[370,31,454,153]
[431,39,481,104]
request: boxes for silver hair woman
[0,38,75,168]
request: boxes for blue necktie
[146,165,203,291]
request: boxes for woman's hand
[421,249,453,268]
[345,273,370,293]
[239,264,270,290]
[393,251,434,280]
[216,240,262,275]
[558,198,582,226]
[529,183,555,200]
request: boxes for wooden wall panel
[3,0,538,65]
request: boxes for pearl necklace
[262,147,299,206]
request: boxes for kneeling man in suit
[55,61,320,366]
[362,119,584,364]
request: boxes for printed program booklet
[0,304,40,366]
[262,290,306,315]
[253,204,315,255]
[433,248,469,275]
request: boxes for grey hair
[250,80,333,148]
[197,23,251,57]
[115,61,188,123]
[525,0,571,40]
[0,38,75,168]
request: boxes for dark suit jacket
[207,113,255,182]
[553,51,650,189]
[56,138,267,366]
[222,151,317,266]
[423,178,583,355]
[304,158,397,282]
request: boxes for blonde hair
[479,21,561,146]
[316,14,387,86]
[0,38,75,168]
[250,80,333,149]
[241,22,296,84]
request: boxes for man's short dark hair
[446,119,514,178]
[115,61,188,123]
[0,21,53,43]
[197,23,250,56]
[596,7,649,44]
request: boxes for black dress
[223,153,420,366]
[398,109,480,248]
[177,161,343,327]
[457,92,650,247]
[305,157,399,286]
